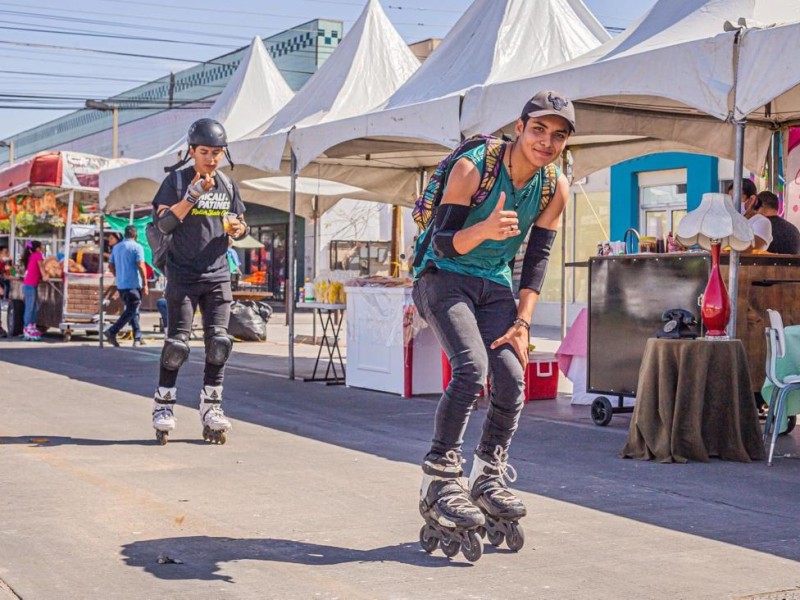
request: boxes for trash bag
[227,300,272,342]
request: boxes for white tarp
[100,36,294,212]
[229,0,420,175]
[735,15,800,124]
[239,176,385,219]
[290,0,610,172]
[461,0,800,177]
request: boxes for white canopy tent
[240,176,384,219]
[289,0,610,185]
[460,0,800,337]
[100,36,294,213]
[229,0,420,177]
[217,0,422,379]
[460,0,800,179]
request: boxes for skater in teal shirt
[413,91,573,561]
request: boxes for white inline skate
[469,445,526,552]
[199,385,231,445]
[152,387,177,445]
[418,450,485,562]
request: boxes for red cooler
[525,351,559,401]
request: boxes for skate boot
[469,445,526,552]
[152,387,177,445]
[418,450,485,562]
[23,324,41,341]
[199,385,231,445]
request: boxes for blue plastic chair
[763,309,800,466]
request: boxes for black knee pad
[205,327,232,366]
[161,334,190,371]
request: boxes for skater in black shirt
[149,118,247,445]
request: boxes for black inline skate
[469,445,526,552]
[418,450,485,562]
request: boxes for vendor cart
[587,254,708,425]
[0,152,131,341]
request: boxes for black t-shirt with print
[152,166,246,286]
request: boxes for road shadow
[120,535,470,582]
[0,435,206,447]
[4,345,800,562]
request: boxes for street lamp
[0,140,13,164]
[85,99,119,159]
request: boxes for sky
[0,0,658,141]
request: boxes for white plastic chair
[763,309,800,465]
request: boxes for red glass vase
[702,242,730,337]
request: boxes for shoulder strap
[216,171,235,204]
[471,139,507,204]
[174,170,184,202]
[539,163,559,213]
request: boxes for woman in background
[21,241,47,341]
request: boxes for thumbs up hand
[482,192,519,241]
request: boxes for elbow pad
[156,209,181,235]
[519,226,557,294]
[431,204,470,259]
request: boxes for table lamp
[676,193,753,339]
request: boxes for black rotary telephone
[657,309,700,339]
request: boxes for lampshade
[676,193,754,251]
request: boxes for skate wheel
[462,531,483,562]
[419,525,438,554]
[506,522,525,552]
[216,432,226,445]
[440,538,460,558]
[487,528,504,547]
[155,431,168,446]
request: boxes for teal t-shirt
[413,144,560,288]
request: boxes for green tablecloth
[761,324,800,433]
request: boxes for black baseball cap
[521,91,576,133]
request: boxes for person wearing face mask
[727,180,772,251]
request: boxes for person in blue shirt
[106,225,149,347]
[413,91,573,560]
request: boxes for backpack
[411,135,559,268]
[146,170,236,273]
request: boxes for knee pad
[161,334,190,371]
[205,327,232,366]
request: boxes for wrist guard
[519,226,557,294]
[431,204,470,259]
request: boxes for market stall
[587,253,800,425]
[0,151,132,339]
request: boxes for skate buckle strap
[492,446,518,484]
[155,396,176,405]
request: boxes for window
[330,240,391,276]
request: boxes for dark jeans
[0,278,9,299]
[108,288,143,340]
[412,268,525,462]
[159,279,232,388]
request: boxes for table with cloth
[761,324,800,433]
[621,338,764,463]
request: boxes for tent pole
[129,205,135,225]
[99,213,105,348]
[288,150,297,380]
[63,191,74,338]
[728,121,746,340]
[9,212,15,263]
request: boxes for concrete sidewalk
[1,341,800,599]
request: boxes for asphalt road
[1,343,799,599]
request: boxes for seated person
[727,180,772,251]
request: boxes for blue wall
[609,152,719,240]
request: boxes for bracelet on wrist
[513,317,530,331]
[184,193,199,205]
